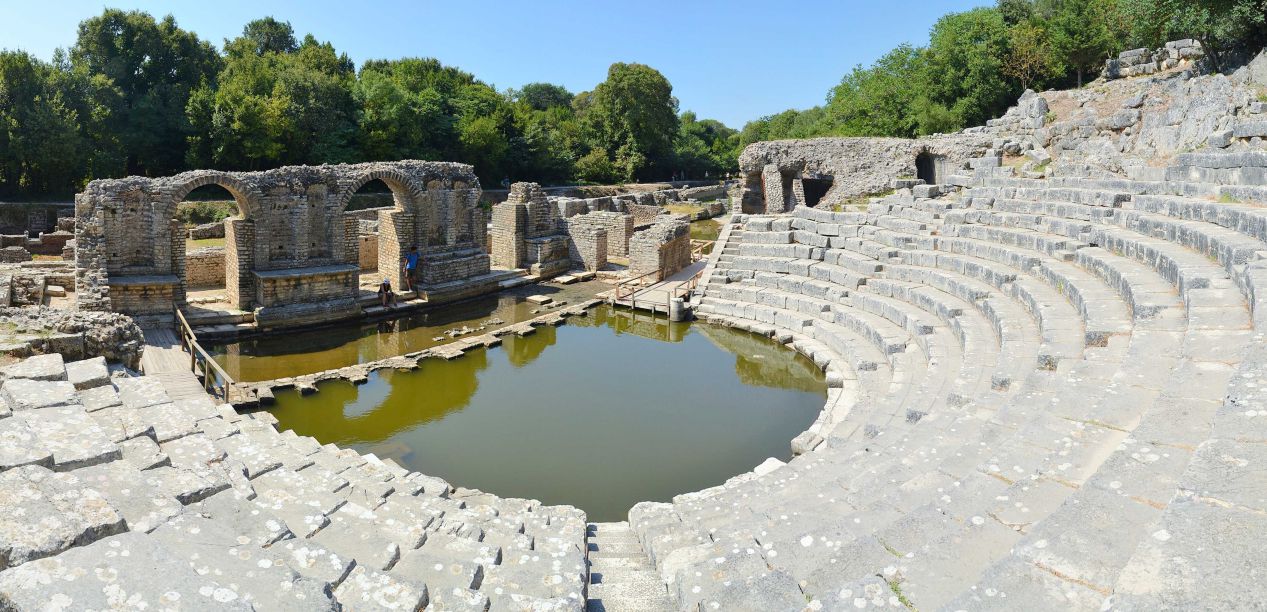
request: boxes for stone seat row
[0,353,590,611]
[628,173,1265,609]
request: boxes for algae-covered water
[268,305,826,521]
[210,282,606,382]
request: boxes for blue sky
[0,0,990,128]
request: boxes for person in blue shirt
[402,245,421,292]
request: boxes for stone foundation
[630,216,691,280]
[185,246,225,288]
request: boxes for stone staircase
[0,352,590,610]
[584,522,672,612]
[627,149,1267,609]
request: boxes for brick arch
[332,169,423,213]
[165,172,261,220]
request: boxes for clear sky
[0,0,990,128]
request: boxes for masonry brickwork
[75,161,488,325]
[629,216,691,280]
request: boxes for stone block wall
[566,211,632,257]
[564,221,607,271]
[490,199,527,269]
[76,160,488,317]
[629,205,662,229]
[358,234,378,270]
[186,247,225,288]
[629,216,691,280]
[0,246,31,263]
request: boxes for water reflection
[270,306,827,521]
[211,283,604,381]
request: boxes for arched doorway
[916,151,943,185]
[170,179,252,311]
[346,178,404,293]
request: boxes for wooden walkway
[141,327,215,402]
[610,261,707,314]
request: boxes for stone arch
[165,173,262,310]
[332,169,421,214]
[165,172,260,220]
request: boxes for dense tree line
[741,0,1267,145]
[0,10,741,198]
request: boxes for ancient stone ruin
[74,161,489,327]
[1,37,1266,612]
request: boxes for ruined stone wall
[565,211,632,257]
[490,199,527,269]
[359,234,378,270]
[185,247,225,288]
[738,135,992,213]
[563,220,607,271]
[76,160,485,317]
[629,216,691,280]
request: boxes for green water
[210,282,606,382]
[269,306,826,521]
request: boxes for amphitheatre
[2,17,1267,612]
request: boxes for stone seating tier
[0,354,589,610]
[624,166,1267,609]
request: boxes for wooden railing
[174,307,239,403]
[690,240,715,260]
[611,268,661,304]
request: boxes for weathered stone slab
[0,531,254,611]
[64,356,109,390]
[23,406,120,470]
[77,383,122,412]
[0,465,125,569]
[1,379,78,411]
[152,513,339,610]
[0,353,64,382]
[332,564,428,611]
[0,417,51,471]
[118,435,170,470]
[70,461,182,533]
[114,376,170,410]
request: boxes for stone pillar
[378,208,412,289]
[171,219,187,307]
[762,164,785,214]
[224,218,254,309]
[490,200,527,269]
[564,221,607,271]
[791,177,807,210]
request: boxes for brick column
[225,219,255,309]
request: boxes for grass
[884,577,917,610]
[1219,192,1241,204]
[187,237,226,250]
[177,200,238,226]
[31,254,63,261]
[1045,110,1058,124]
[663,203,706,216]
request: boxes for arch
[332,169,421,214]
[166,172,260,220]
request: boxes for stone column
[378,208,412,289]
[762,164,785,214]
[490,200,527,269]
[224,219,254,309]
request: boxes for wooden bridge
[139,309,241,404]
[608,260,707,315]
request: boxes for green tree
[71,9,221,176]
[919,7,1014,132]
[1003,21,1062,89]
[827,44,924,137]
[514,83,573,111]
[0,51,85,195]
[1122,0,1267,72]
[673,111,739,179]
[578,63,679,181]
[1042,0,1122,86]
[233,16,299,56]
[186,23,357,169]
